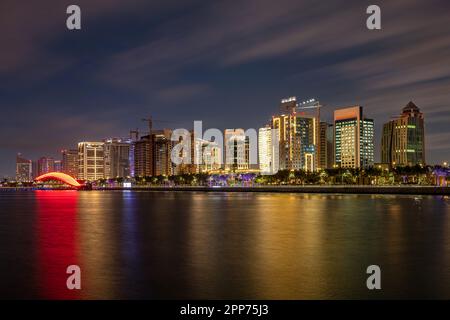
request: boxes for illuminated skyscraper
[272,97,320,171]
[381,102,425,167]
[153,129,173,176]
[334,106,374,168]
[202,141,221,172]
[319,122,334,169]
[225,129,250,172]
[16,154,32,182]
[133,129,175,177]
[134,135,153,177]
[194,138,222,173]
[78,142,105,181]
[258,126,279,174]
[173,131,223,174]
[103,138,131,179]
[61,149,78,178]
[272,113,290,170]
[170,130,195,175]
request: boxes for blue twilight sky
[0,0,449,176]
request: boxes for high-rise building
[103,138,131,179]
[172,130,196,175]
[31,161,38,179]
[295,114,318,172]
[133,129,175,177]
[78,142,105,181]
[197,139,222,173]
[224,129,250,172]
[37,157,55,176]
[319,122,334,169]
[334,106,374,168]
[153,129,173,176]
[258,126,279,174]
[381,101,425,167]
[272,113,290,170]
[173,132,222,174]
[54,160,62,172]
[61,149,78,178]
[16,154,32,182]
[128,130,139,177]
[133,135,153,177]
[203,143,221,172]
[272,97,320,171]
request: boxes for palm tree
[294,170,306,185]
[274,169,290,185]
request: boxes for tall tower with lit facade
[224,129,250,172]
[61,149,78,178]
[152,129,173,176]
[258,126,279,174]
[194,138,222,173]
[334,106,374,168]
[78,142,105,181]
[16,154,32,182]
[133,129,175,177]
[272,97,320,171]
[103,138,131,179]
[381,101,425,166]
[133,135,154,177]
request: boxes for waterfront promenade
[1,185,449,195]
[101,185,450,195]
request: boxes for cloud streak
[0,0,449,175]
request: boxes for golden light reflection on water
[14,191,450,299]
[182,193,450,299]
[251,194,330,298]
[77,192,120,299]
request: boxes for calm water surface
[0,190,449,299]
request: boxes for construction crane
[130,117,169,142]
[129,128,139,141]
[142,117,153,135]
[141,116,180,135]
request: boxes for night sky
[1,0,449,176]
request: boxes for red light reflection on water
[35,190,81,299]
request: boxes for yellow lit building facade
[334,106,374,169]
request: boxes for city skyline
[1,0,450,176]
[5,97,448,176]
[11,99,441,183]
[1,1,450,304]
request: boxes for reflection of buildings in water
[77,192,119,299]
[185,193,224,297]
[121,192,140,279]
[251,194,332,298]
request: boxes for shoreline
[1,185,449,195]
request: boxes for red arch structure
[35,172,81,188]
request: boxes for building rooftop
[402,101,420,113]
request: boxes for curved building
[35,172,81,188]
